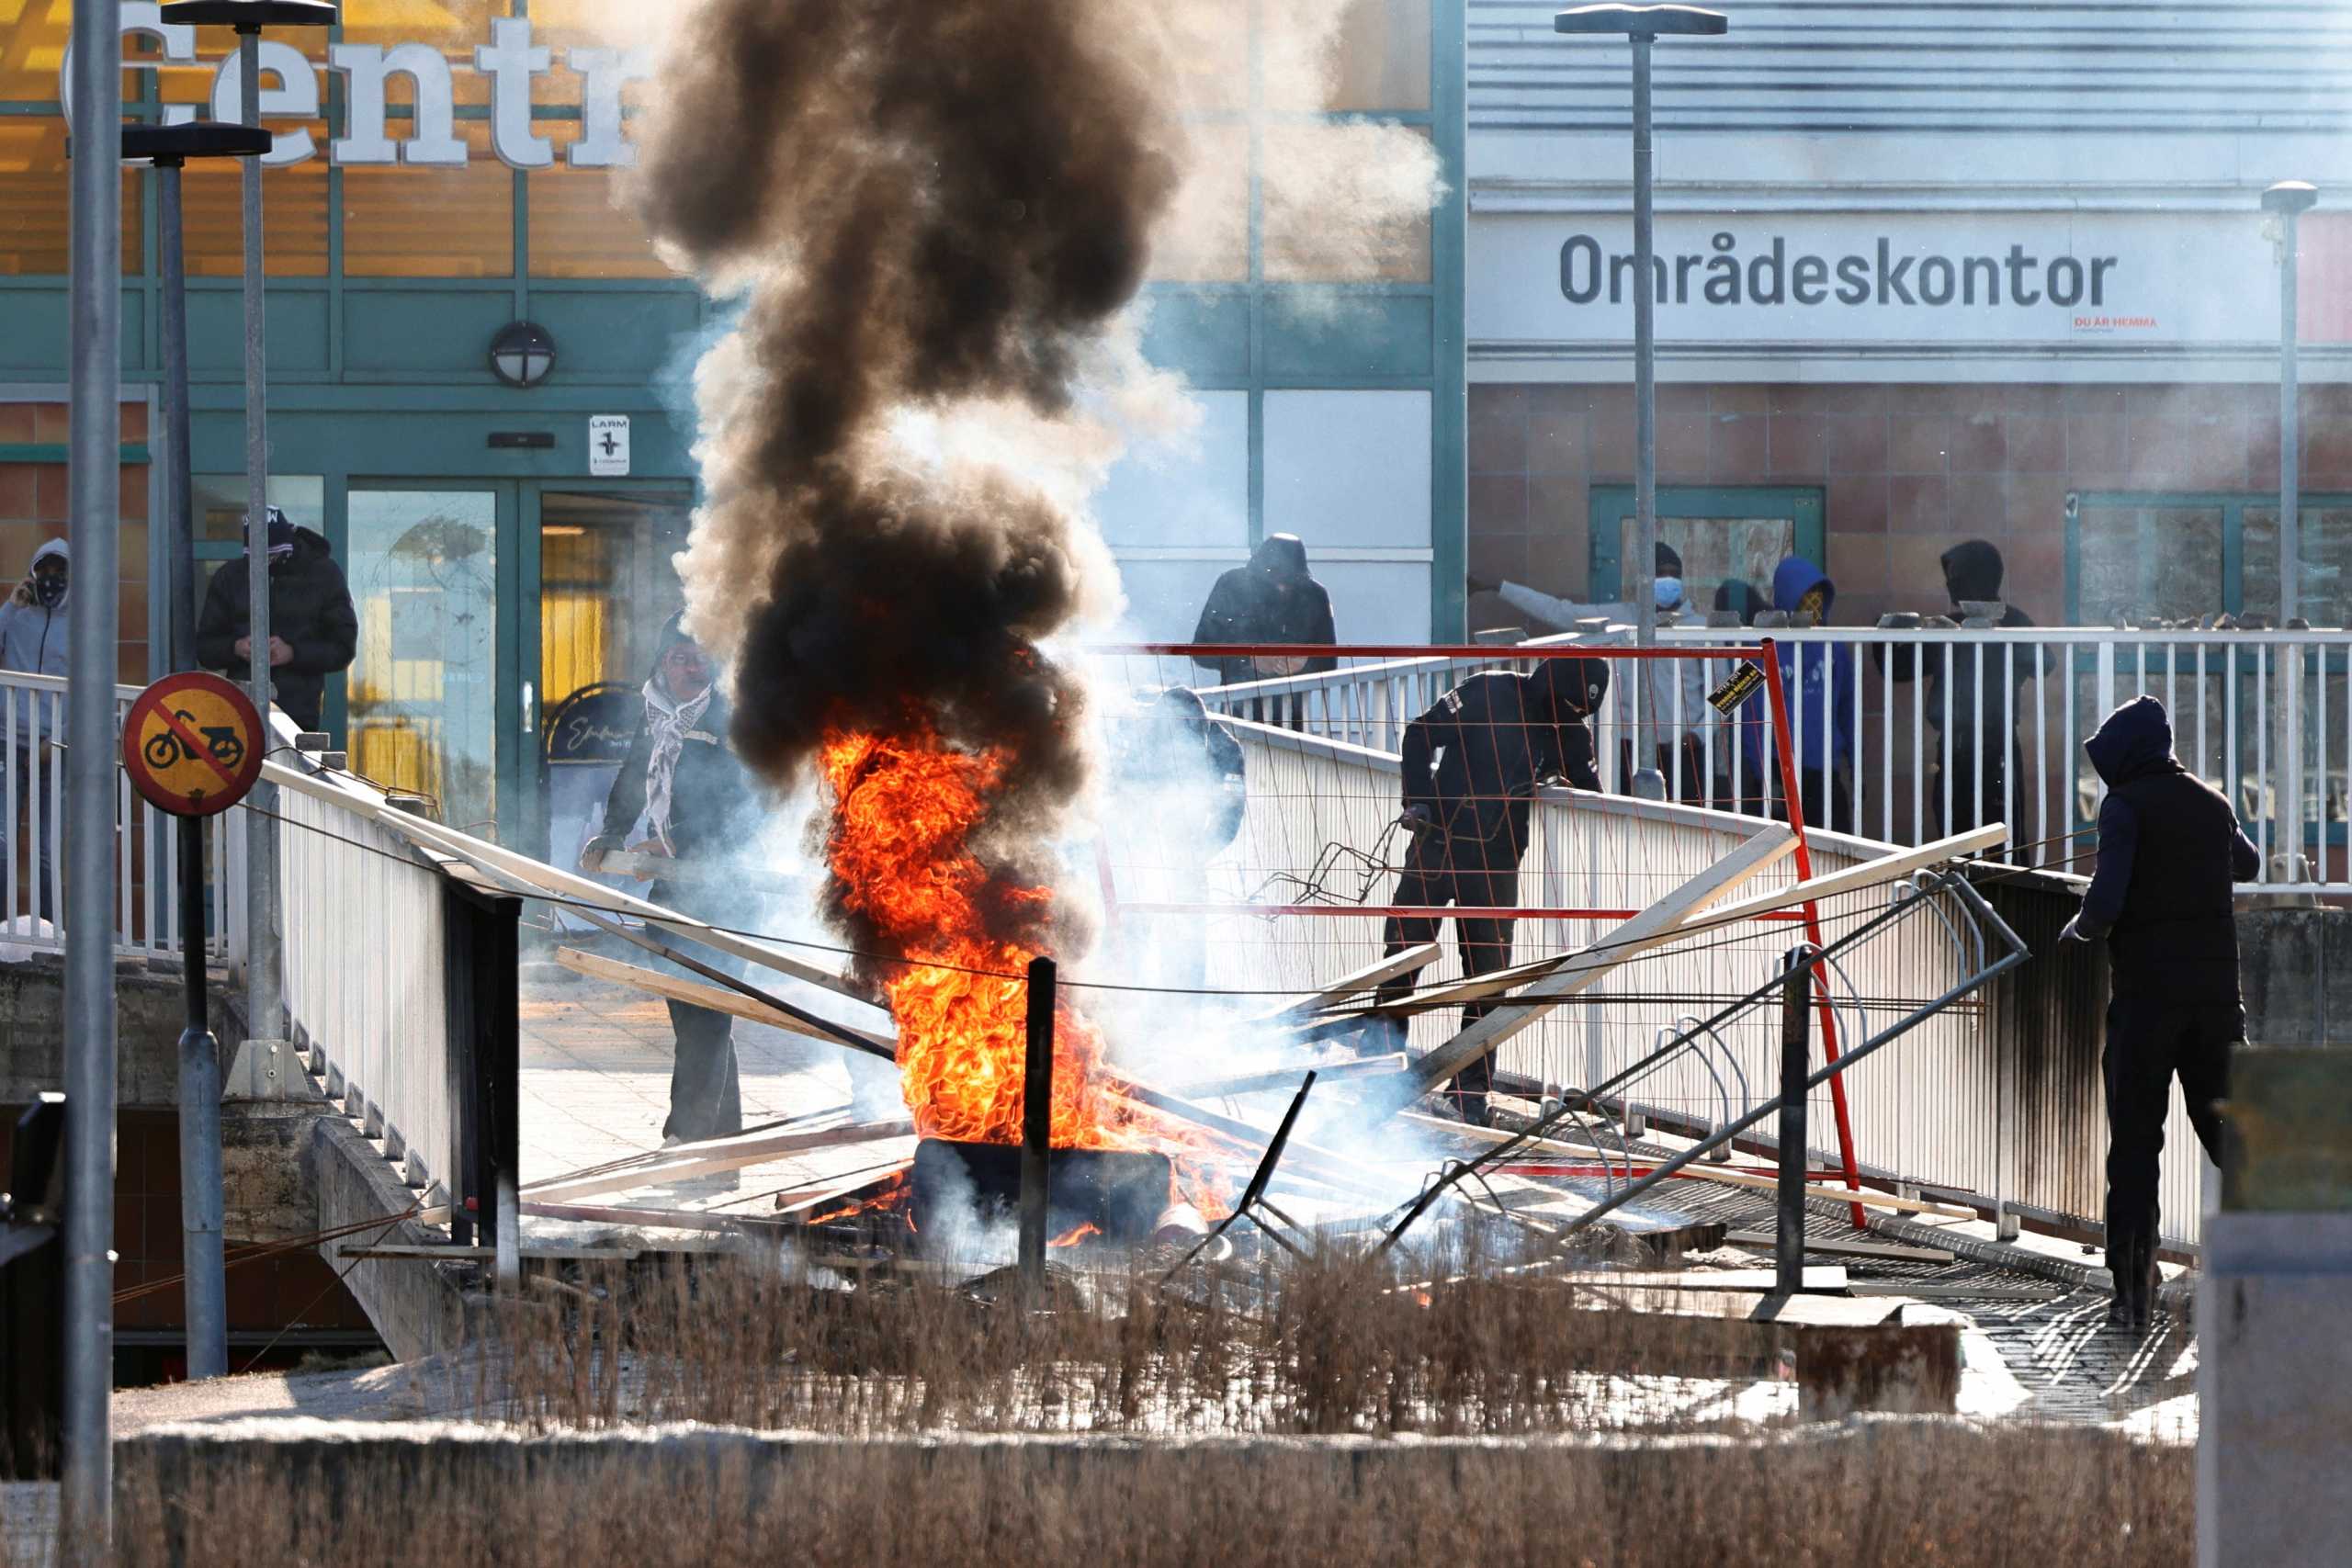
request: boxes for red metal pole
[1756,639,1868,1230]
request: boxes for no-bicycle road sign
[121,672,266,818]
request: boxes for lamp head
[159,1,339,32]
[2262,180,2319,218]
[1555,3,1729,37]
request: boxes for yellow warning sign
[121,672,266,818]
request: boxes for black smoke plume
[628,0,1182,953]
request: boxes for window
[0,118,143,276]
[2073,493,2352,626]
[526,121,672,280]
[344,119,513,278]
[1589,486,1826,611]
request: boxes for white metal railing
[269,752,458,1204]
[1187,626,2352,894]
[1128,721,2207,1247]
[0,671,241,964]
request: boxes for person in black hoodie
[1190,535,1339,688]
[582,616,760,1145]
[2063,694,2258,1332]
[1877,540,2053,844]
[195,506,358,733]
[1373,656,1609,1123]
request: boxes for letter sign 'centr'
[60,1,648,171]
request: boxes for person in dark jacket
[1374,656,1609,1124]
[2062,694,2258,1333]
[0,539,71,919]
[195,506,359,733]
[582,616,759,1145]
[1190,535,1339,688]
[1876,540,2054,846]
[1736,558,1856,834]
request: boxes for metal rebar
[1630,34,1657,650]
[62,0,123,1540]
[1019,957,1057,1292]
[1776,946,1815,1293]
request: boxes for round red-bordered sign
[121,672,266,818]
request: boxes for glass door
[525,486,695,863]
[345,485,514,838]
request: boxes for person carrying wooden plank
[1371,655,1611,1125]
[581,615,758,1146]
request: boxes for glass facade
[0,0,1466,844]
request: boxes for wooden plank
[1681,823,2007,933]
[555,945,896,1054]
[1397,826,1798,1100]
[1166,1054,1407,1099]
[381,807,887,1009]
[334,1244,644,1263]
[1723,1230,1955,1265]
[1247,942,1441,1026]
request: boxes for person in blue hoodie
[0,538,69,920]
[1738,557,1857,834]
[2062,694,2258,1333]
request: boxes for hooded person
[1373,654,1610,1124]
[195,506,359,733]
[1874,540,2054,845]
[1190,534,1340,688]
[582,616,761,1145]
[1738,557,1858,835]
[0,538,72,919]
[2063,695,2257,1333]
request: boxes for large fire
[820,723,1129,1149]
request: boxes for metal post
[1018,956,1057,1292]
[62,0,122,1541]
[151,152,229,1383]
[1776,946,1815,1294]
[2283,209,2302,880]
[1630,34,1657,651]
[234,24,288,1100]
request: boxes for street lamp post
[1554,5,1728,651]
[2264,179,2318,881]
[121,120,272,1387]
[160,2,339,1100]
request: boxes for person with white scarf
[583,616,752,1145]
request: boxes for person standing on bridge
[2063,694,2258,1333]
[583,616,753,1146]
[1373,655,1609,1125]
[195,506,357,733]
[0,538,71,920]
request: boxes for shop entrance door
[343,481,693,852]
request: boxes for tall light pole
[1554,5,1728,649]
[162,2,339,1098]
[2264,179,2317,880]
[62,0,121,1542]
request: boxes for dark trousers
[650,877,746,1145]
[662,996,744,1144]
[2103,987,2236,1292]
[1375,825,1523,1117]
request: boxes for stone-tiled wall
[1467,381,2352,628]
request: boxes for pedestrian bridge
[0,649,2256,1361]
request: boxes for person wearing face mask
[195,506,358,733]
[0,538,71,920]
[582,616,758,1146]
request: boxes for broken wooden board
[1395,826,1798,1101]
[1245,942,1441,1027]
[1674,822,2007,933]
[1551,1266,1849,1293]
[555,945,896,1054]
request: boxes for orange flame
[820,723,1125,1148]
[1048,1222,1102,1248]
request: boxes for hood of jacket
[1713,580,1764,624]
[1534,655,1610,721]
[1941,539,2006,605]
[2086,694,2179,788]
[1771,557,1835,616]
[1250,534,1310,581]
[28,537,67,609]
